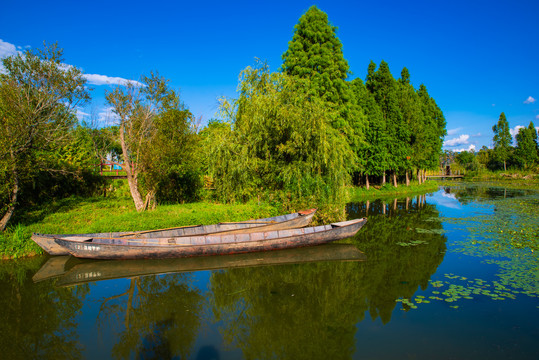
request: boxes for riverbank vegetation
[446,112,538,180]
[15,6,539,260]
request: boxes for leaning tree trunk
[119,125,145,212]
[405,170,410,186]
[0,176,19,232]
[0,154,20,232]
[392,171,398,187]
[365,174,370,190]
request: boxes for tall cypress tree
[397,67,423,185]
[514,121,538,168]
[350,77,388,188]
[281,6,354,132]
[282,5,350,104]
[366,61,407,186]
[417,84,446,183]
[492,112,512,171]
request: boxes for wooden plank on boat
[63,236,93,242]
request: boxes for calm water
[1,184,538,359]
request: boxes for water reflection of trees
[96,274,204,360]
[0,256,88,359]
[209,197,447,359]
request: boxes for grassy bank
[1,181,440,259]
[347,181,439,202]
[439,170,539,190]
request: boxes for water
[1,184,538,359]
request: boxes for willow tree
[105,72,197,211]
[206,63,352,204]
[0,43,90,231]
[492,112,512,171]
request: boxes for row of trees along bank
[0,6,446,231]
[452,112,539,173]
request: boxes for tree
[514,121,538,169]
[105,72,197,211]
[366,61,408,186]
[397,67,423,186]
[416,84,446,183]
[350,77,387,189]
[492,112,512,171]
[0,43,90,231]
[206,63,352,204]
[281,5,350,106]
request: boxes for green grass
[1,194,278,259]
[1,180,441,259]
[347,181,439,202]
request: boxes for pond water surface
[1,183,538,359]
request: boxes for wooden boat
[32,244,366,286]
[53,218,367,260]
[32,209,317,256]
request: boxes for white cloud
[510,125,525,138]
[524,96,536,104]
[0,39,19,58]
[76,108,90,121]
[444,134,470,147]
[453,144,476,153]
[535,115,539,120]
[96,106,120,125]
[84,73,144,87]
[447,127,463,136]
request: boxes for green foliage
[0,42,91,230]
[455,150,480,172]
[205,63,352,204]
[281,5,350,105]
[514,122,538,169]
[105,71,201,209]
[492,112,512,170]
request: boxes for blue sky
[1,0,538,151]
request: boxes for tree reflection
[95,273,204,359]
[0,256,88,359]
[209,197,447,359]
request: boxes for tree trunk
[382,171,386,186]
[423,170,427,183]
[417,169,422,184]
[119,124,145,212]
[365,174,370,190]
[503,160,506,171]
[392,171,397,187]
[0,155,19,232]
[405,170,410,186]
[0,176,18,232]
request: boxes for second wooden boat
[32,209,316,256]
[53,218,367,260]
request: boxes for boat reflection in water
[33,243,366,287]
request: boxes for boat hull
[32,209,316,256]
[54,218,367,260]
[33,244,366,286]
